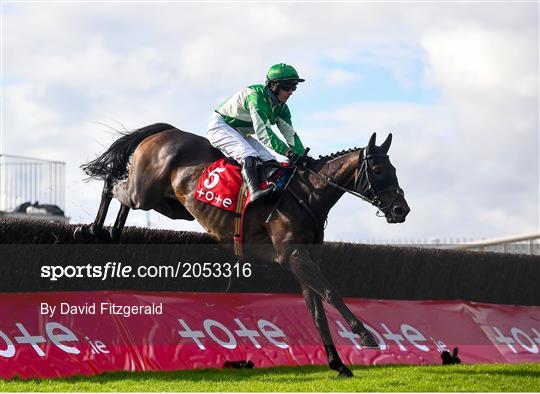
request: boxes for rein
[304,166,374,204]
[303,149,403,217]
[265,147,403,228]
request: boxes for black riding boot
[242,156,272,203]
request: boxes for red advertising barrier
[0,291,538,379]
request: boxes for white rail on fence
[362,234,540,256]
[444,233,540,255]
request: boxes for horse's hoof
[74,225,112,242]
[73,226,83,240]
[89,226,112,242]
[109,229,122,242]
[337,366,354,378]
[359,329,379,349]
[73,225,93,241]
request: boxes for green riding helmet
[266,63,305,83]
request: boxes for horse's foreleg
[288,247,378,349]
[303,234,353,375]
[302,285,353,378]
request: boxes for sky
[1,1,538,243]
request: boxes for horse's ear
[381,133,392,153]
[367,133,376,152]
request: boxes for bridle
[266,148,404,228]
[304,148,404,217]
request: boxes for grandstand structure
[0,154,68,222]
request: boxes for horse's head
[354,133,410,223]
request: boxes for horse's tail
[81,123,174,181]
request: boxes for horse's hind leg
[287,247,379,349]
[113,169,195,221]
[302,285,353,378]
[74,175,114,241]
[153,198,195,220]
[109,204,130,241]
[90,175,115,237]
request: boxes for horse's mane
[318,147,361,161]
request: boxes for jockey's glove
[303,155,317,167]
[286,149,316,167]
[285,150,302,164]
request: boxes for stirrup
[242,156,273,203]
[249,185,274,203]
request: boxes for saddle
[194,158,291,212]
[194,158,292,257]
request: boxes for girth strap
[233,183,248,258]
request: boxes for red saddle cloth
[195,158,289,257]
[194,158,244,212]
[194,158,287,211]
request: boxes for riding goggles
[278,81,298,92]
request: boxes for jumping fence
[0,216,539,378]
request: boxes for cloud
[1,2,537,241]
[306,96,537,239]
[324,69,362,86]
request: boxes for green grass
[1,363,539,392]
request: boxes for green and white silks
[207,84,305,163]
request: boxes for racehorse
[78,123,410,377]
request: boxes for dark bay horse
[79,123,410,377]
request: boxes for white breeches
[207,112,276,164]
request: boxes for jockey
[207,63,307,202]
